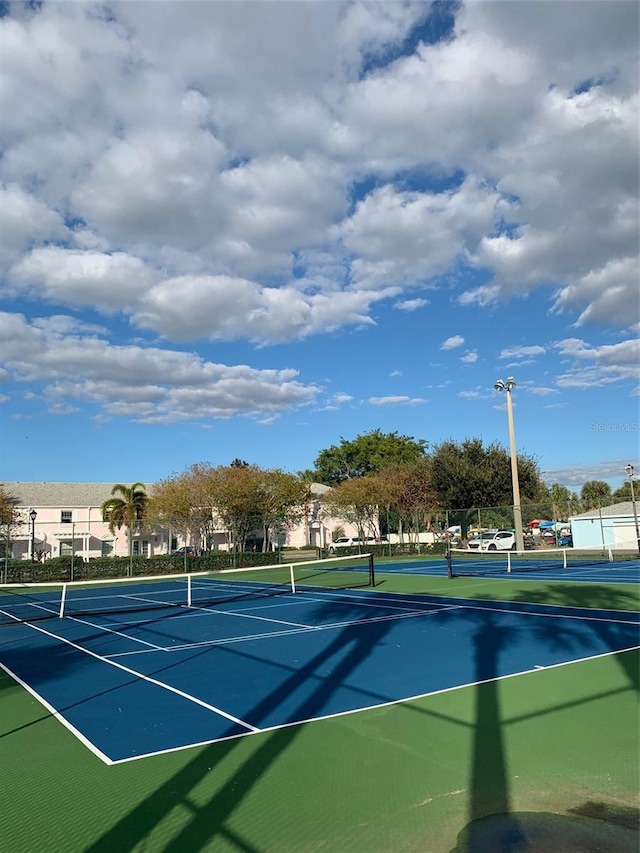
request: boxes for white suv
[328,536,376,553]
[467,530,515,551]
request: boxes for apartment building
[2,482,357,560]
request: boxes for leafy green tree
[313,429,428,485]
[544,483,581,520]
[430,438,544,537]
[580,480,612,510]
[101,483,148,575]
[612,481,633,502]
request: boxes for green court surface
[1,574,638,852]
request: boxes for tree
[101,483,148,575]
[0,484,22,573]
[376,458,436,543]
[544,483,581,520]
[148,474,201,563]
[580,480,612,511]
[430,438,544,537]
[255,469,310,551]
[612,481,633,503]
[321,476,383,542]
[313,429,428,485]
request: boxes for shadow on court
[83,604,399,852]
[450,583,639,852]
[2,581,638,851]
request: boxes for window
[60,540,73,556]
[101,541,114,558]
[132,540,149,557]
[61,510,73,524]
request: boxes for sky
[0,0,638,495]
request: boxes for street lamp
[624,464,640,555]
[29,508,37,561]
[494,377,525,553]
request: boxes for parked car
[328,536,377,553]
[172,546,197,557]
[467,530,515,552]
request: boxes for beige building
[2,482,359,561]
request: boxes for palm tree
[101,483,148,575]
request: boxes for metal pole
[71,521,75,582]
[505,384,525,553]
[626,467,640,556]
[30,510,37,561]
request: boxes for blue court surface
[1,581,638,765]
[377,555,640,584]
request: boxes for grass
[1,573,638,852]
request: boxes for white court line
[63,613,167,650]
[120,593,313,630]
[109,642,640,765]
[3,616,260,737]
[107,605,461,658]
[0,658,114,765]
[290,586,640,625]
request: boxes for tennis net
[447,546,634,578]
[0,553,375,626]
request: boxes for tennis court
[1,555,638,767]
[377,550,640,584]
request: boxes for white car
[467,530,515,551]
[328,536,376,553]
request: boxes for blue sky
[0,1,638,495]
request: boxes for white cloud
[340,177,502,290]
[9,247,156,313]
[0,184,68,272]
[0,0,637,436]
[542,459,638,490]
[333,393,353,405]
[394,298,429,312]
[530,387,559,396]
[555,337,640,388]
[368,396,427,406]
[500,345,546,359]
[441,335,465,350]
[0,312,320,423]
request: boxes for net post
[289,564,296,594]
[563,549,567,569]
[607,546,613,563]
[187,573,192,607]
[368,553,375,586]
[446,545,453,578]
[59,583,67,618]
[507,552,512,573]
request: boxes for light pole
[624,464,640,555]
[494,377,524,553]
[29,508,37,561]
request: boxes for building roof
[3,481,332,507]
[570,501,637,521]
[2,482,127,508]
